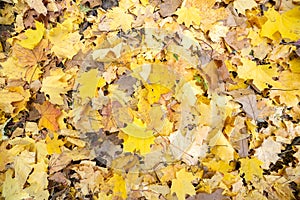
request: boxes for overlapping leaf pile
[0,0,300,199]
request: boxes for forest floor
[0,0,300,199]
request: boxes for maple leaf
[0,89,24,113]
[46,132,64,154]
[0,142,13,171]
[41,69,70,105]
[2,169,30,200]
[145,83,170,104]
[122,134,155,155]
[237,58,281,91]
[233,0,257,15]
[106,7,134,31]
[0,4,15,25]
[254,137,282,169]
[209,130,236,161]
[25,162,49,199]
[76,69,105,101]
[120,117,155,155]
[270,71,300,107]
[171,168,196,200]
[260,7,300,41]
[12,39,48,67]
[18,21,45,49]
[175,6,201,27]
[35,101,62,131]
[108,173,127,199]
[47,18,82,59]
[239,157,263,182]
[25,0,47,15]
[231,89,259,120]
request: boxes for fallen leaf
[233,0,257,15]
[239,157,263,182]
[231,89,259,120]
[171,168,196,200]
[46,132,65,154]
[254,137,282,168]
[77,69,105,101]
[175,6,201,27]
[18,21,45,50]
[25,0,47,15]
[260,7,300,41]
[106,7,134,31]
[47,18,83,59]
[0,89,24,113]
[35,101,62,131]
[159,0,182,17]
[108,173,127,199]
[237,58,281,91]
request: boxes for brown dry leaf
[12,40,49,67]
[159,0,182,17]
[231,89,259,120]
[25,0,47,15]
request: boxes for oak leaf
[35,101,61,131]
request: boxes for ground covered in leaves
[0,0,300,199]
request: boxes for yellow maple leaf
[41,69,70,105]
[270,70,300,107]
[171,168,196,200]
[175,6,201,27]
[260,7,300,41]
[120,117,155,154]
[46,132,64,154]
[122,134,155,155]
[209,130,236,161]
[203,160,235,174]
[106,7,134,31]
[77,69,105,101]
[0,89,24,113]
[47,18,82,59]
[239,157,263,182]
[108,173,127,199]
[237,58,281,91]
[2,169,30,200]
[18,21,45,49]
[145,83,170,104]
[121,117,153,138]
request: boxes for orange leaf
[35,101,61,131]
